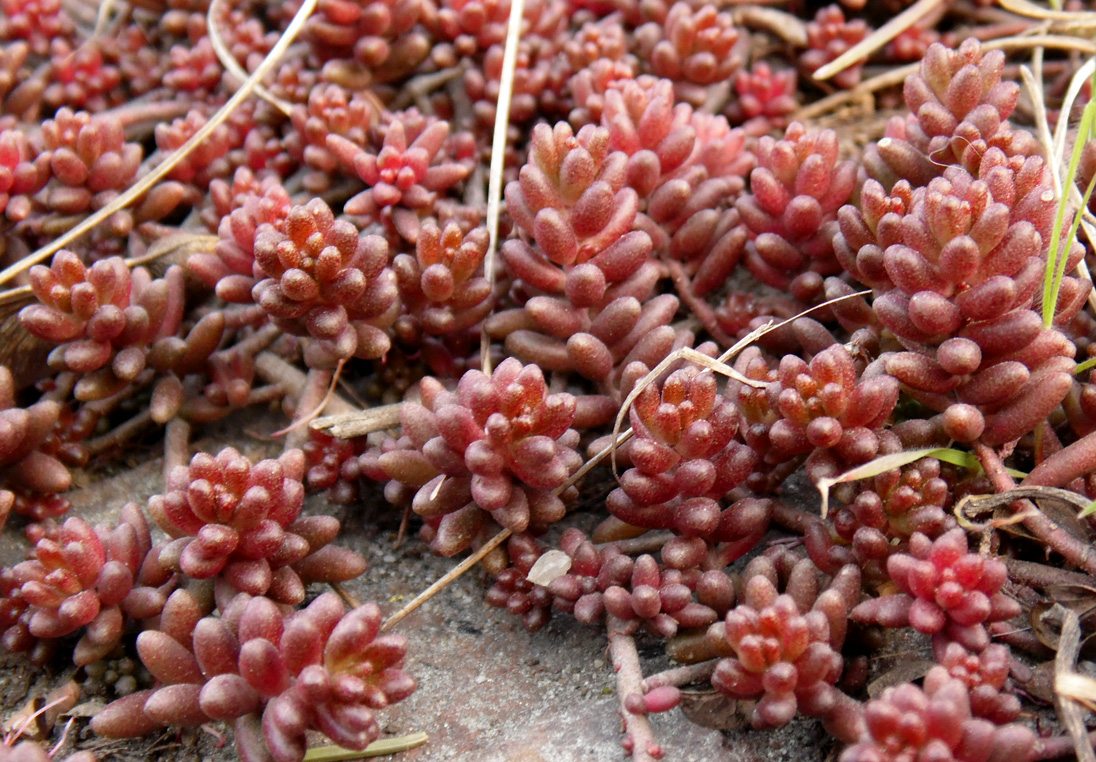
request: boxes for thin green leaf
[930,448,1027,479]
[816,448,940,519]
[815,447,1025,519]
[303,733,429,761]
[1080,497,1096,518]
[1045,71,1096,327]
[1075,356,1096,375]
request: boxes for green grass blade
[1076,356,1096,375]
[1080,497,1096,518]
[1045,68,1096,327]
[815,447,1027,519]
[303,734,429,761]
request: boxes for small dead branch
[1053,607,1096,762]
[812,0,948,82]
[310,405,404,439]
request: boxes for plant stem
[663,258,735,347]
[163,417,191,483]
[974,442,1096,576]
[1024,428,1096,490]
[1004,558,1096,589]
[608,622,664,762]
[642,660,717,691]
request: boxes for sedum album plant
[4,4,1096,762]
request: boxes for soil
[0,408,838,762]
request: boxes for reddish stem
[642,660,716,691]
[1035,732,1096,760]
[974,442,1096,577]
[163,417,191,483]
[1023,428,1096,490]
[664,258,736,347]
[1004,558,1096,590]
[769,498,817,535]
[608,622,664,762]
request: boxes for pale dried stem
[1054,609,1096,762]
[664,258,734,347]
[85,409,153,456]
[794,63,917,121]
[310,404,403,439]
[1027,54,1096,317]
[381,527,513,631]
[282,367,333,450]
[208,0,294,116]
[253,351,355,416]
[480,0,526,375]
[642,660,717,691]
[598,531,676,555]
[391,64,468,112]
[812,0,948,81]
[730,6,807,46]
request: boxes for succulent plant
[800,5,869,90]
[708,559,858,730]
[20,253,186,401]
[815,456,956,581]
[0,505,173,665]
[92,591,415,762]
[0,128,47,219]
[0,0,75,56]
[936,641,1020,724]
[736,122,858,297]
[484,533,554,632]
[0,742,95,762]
[36,108,143,227]
[850,528,1021,652]
[250,197,397,368]
[840,149,1087,446]
[303,429,369,506]
[725,63,799,135]
[633,2,742,105]
[839,666,1036,762]
[287,84,377,192]
[3,8,1096,762]
[190,170,293,303]
[43,40,124,113]
[606,364,756,539]
[327,110,472,240]
[863,38,1039,190]
[149,447,365,603]
[0,366,68,510]
[364,358,582,555]
[391,219,493,350]
[304,0,428,85]
[503,120,655,300]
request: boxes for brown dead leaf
[4,680,80,740]
[866,659,936,699]
[678,690,744,732]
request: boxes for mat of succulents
[7,0,1096,760]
